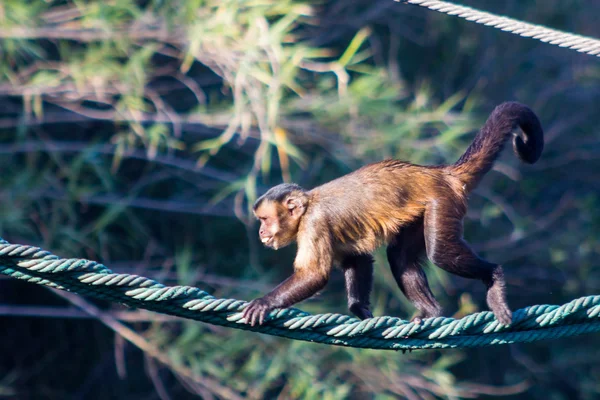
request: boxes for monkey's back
[308,160,462,255]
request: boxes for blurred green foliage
[1,0,600,398]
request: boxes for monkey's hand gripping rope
[2,237,600,351]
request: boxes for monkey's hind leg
[387,223,442,324]
[423,200,512,325]
[341,254,374,320]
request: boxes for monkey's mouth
[261,237,274,246]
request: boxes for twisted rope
[398,0,600,57]
[1,237,599,350]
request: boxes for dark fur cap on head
[253,183,306,210]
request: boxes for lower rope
[1,237,599,350]
[397,0,600,58]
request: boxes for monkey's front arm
[242,272,328,326]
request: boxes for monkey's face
[254,199,305,250]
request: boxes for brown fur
[244,102,543,326]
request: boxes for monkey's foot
[488,293,512,325]
[410,306,442,325]
[349,303,373,320]
[486,269,512,325]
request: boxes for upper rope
[1,237,599,351]
[398,0,600,57]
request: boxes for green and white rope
[398,0,600,57]
[1,237,600,350]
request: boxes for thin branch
[39,190,235,217]
[114,334,128,379]
[473,193,573,251]
[0,26,183,42]
[49,289,243,400]
[145,355,172,400]
[0,305,181,321]
[0,140,239,182]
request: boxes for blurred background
[1,0,600,398]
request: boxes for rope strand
[397,0,600,57]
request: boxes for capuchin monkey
[243,102,543,326]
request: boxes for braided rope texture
[1,237,600,351]
[398,0,600,57]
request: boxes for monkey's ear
[285,194,308,219]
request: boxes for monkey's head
[253,183,309,250]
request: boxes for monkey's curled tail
[451,102,544,192]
